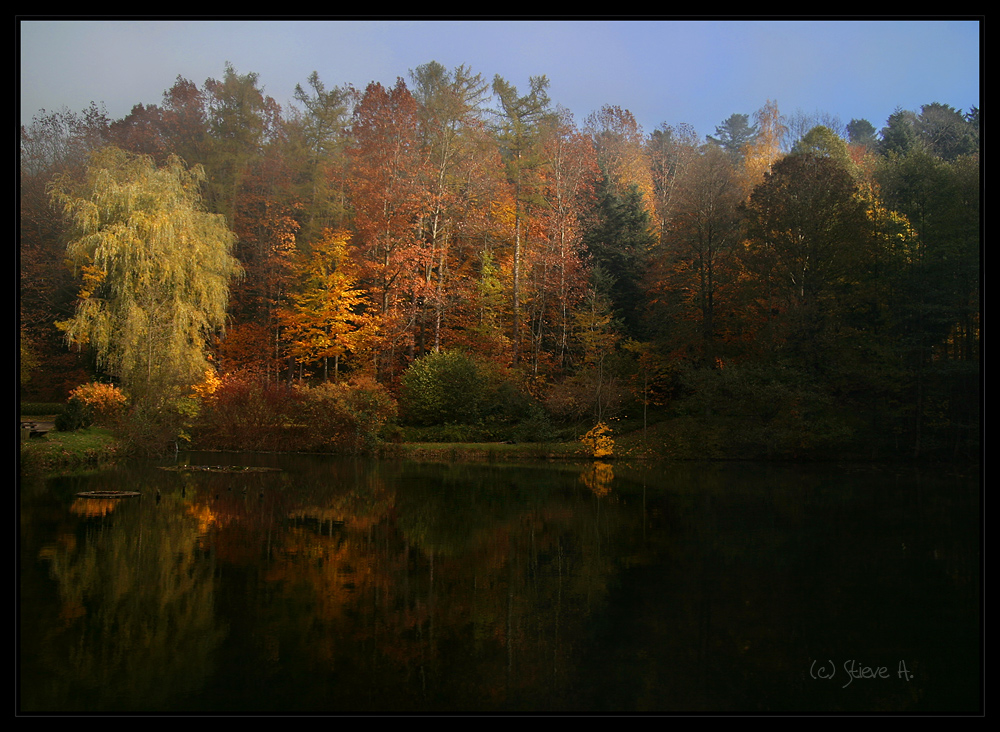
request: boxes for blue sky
[19,18,981,140]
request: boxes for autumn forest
[19,61,981,461]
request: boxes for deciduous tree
[740,152,870,363]
[50,147,241,408]
[646,122,702,235]
[410,61,492,354]
[741,99,787,195]
[650,144,744,365]
[289,71,355,240]
[280,229,366,381]
[348,79,431,378]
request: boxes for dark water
[19,453,981,714]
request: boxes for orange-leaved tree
[280,229,366,382]
[348,79,431,380]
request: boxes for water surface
[19,454,980,713]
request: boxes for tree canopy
[50,147,241,399]
[21,61,979,460]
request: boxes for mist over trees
[20,61,980,460]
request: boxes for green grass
[19,426,119,476]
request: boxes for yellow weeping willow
[50,147,242,398]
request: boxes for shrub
[400,350,542,430]
[20,403,66,417]
[196,374,300,451]
[544,367,629,423]
[675,363,853,458]
[55,398,92,432]
[581,422,615,458]
[70,382,127,423]
[296,377,397,453]
[55,382,127,431]
[401,350,484,425]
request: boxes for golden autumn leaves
[50,147,241,398]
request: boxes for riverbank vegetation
[19,425,118,477]
[20,62,979,465]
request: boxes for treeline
[19,61,980,459]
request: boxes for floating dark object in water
[76,491,141,498]
[158,465,282,473]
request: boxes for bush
[55,398,92,432]
[401,350,484,425]
[70,382,127,423]
[54,382,128,432]
[195,375,300,451]
[296,378,397,454]
[675,363,853,458]
[581,422,615,458]
[400,350,543,430]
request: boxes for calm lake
[19,453,981,714]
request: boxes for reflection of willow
[30,491,226,712]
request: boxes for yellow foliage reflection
[581,461,615,497]
[69,498,125,518]
[185,503,220,547]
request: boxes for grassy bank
[19,426,119,476]
[380,440,587,463]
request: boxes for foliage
[348,78,430,379]
[740,152,871,363]
[400,349,541,431]
[581,174,657,337]
[190,369,223,402]
[55,398,93,432]
[543,268,629,423]
[741,99,787,193]
[401,350,481,425]
[50,146,241,404]
[649,144,744,364]
[914,102,978,161]
[585,105,659,232]
[675,364,853,459]
[194,374,300,452]
[791,125,853,171]
[54,381,125,432]
[116,397,201,457]
[20,325,39,389]
[580,422,614,459]
[213,321,282,379]
[492,74,556,363]
[846,118,878,149]
[20,403,66,417]
[706,112,758,162]
[279,228,365,378]
[19,66,979,461]
[878,108,919,157]
[67,382,127,425]
[296,378,398,453]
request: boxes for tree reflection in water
[20,456,980,713]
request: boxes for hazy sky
[19,18,981,139]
